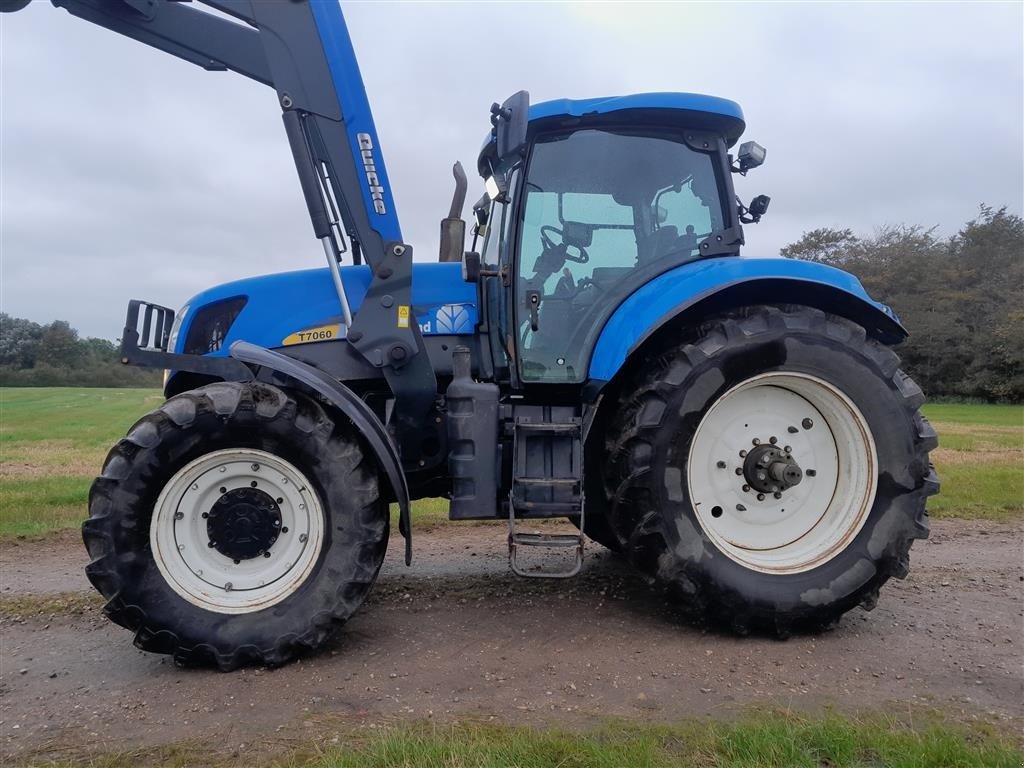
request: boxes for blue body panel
[308,1,402,243]
[587,257,901,382]
[528,92,744,125]
[174,263,476,355]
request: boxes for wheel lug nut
[751,438,760,446]
[233,559,240,565]
[784,446,792,453]
[757,493,765,501]
[264,551,271,558]
[757,472,766,481]
[769,436,778,444]
[173,511,184,521]
[807,469,817,477]
[774,492,782,499]
[251,463,260,471]
[250,480,258,488]
[739,450,747,458]
[742,484,750,492]
[281,527,289,534]
[299,533,308,543]
[219,487,227,494]
[734,468,743,475]
[716,461,726,469]
[276,497,284,504]
[802,417,814,429]
[201,512,209,519]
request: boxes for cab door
[512,127,727,384]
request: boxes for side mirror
[491,90,530,163]
[736,141,767,173]
[439,162,468,263]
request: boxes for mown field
[1,388,1021,539]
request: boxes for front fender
[587,257,905,383]
[229,341,412,565]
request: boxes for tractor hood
[172,262,476,357]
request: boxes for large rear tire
[83,382,388,669]
[603,305,938,634]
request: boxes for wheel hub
[686,372,877,574]
[206,488,281,561]
[743,444,803,494]
[150,448,325,614]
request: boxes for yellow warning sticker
[397,305,410,328]
[281,324,341,346]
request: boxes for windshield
[516,128,727,382]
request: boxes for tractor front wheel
[83,382,388,669]
[604,304,938,634]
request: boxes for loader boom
[9,0,440,458]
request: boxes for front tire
[604,305,938,634]
[83,382,388,669]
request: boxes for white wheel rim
[687,372,877,574]
[150,448,325,614]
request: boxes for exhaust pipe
[438,162,468,262]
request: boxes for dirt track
[2,519,1022,762]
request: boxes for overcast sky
[2,1,1021,339]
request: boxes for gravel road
[1,518,1021,762]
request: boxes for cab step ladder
[508,416,585,578]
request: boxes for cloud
[1,0,1020,338]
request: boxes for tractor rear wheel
[83,382,388,669]
[604,304,938,634]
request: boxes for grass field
[1,388,1021,538]
[22,710,1022,767]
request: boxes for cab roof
[528,92,744,128]
[479,92,746,176]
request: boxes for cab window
[516,129,724,382]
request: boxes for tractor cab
[469,93,766,386]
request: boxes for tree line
[1,205,1020,398]
[781,205,1022,401]
[0,315,161,387]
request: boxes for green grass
[1,389,1020,539]
[922,402,1023,428]
[921,402,1023,520]
[20,712,1023,767]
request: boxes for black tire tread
[82,382,387,670]
[602,304,938,634]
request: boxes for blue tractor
[4,0,938,668]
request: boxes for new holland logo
[432,304,473,334]
[357,132,387,215]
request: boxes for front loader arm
[6,0,440,465]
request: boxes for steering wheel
[540,225,589,264]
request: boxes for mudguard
[588,257,906,384]
[229,341,412,564]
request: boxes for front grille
[183,296,247,354]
